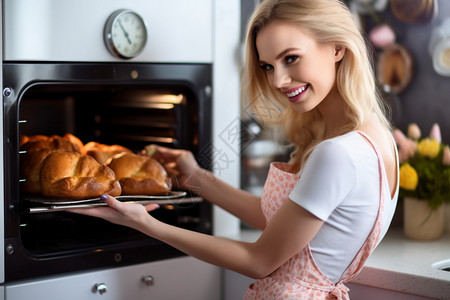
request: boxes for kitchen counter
[351,229,450,299]
[233,228,450,299]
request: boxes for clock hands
[117,20,132,45]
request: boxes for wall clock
[104,9,148,59]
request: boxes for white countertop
[351,229,450,299]
[237,228,450,299]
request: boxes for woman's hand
[143,145,203,192]
[66,195,160,234]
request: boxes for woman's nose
[272,69,291,88]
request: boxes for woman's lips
[284,85,309,103]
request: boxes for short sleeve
[289,139,357,221]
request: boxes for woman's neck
[319,86,351,134]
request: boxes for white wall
[211,0,241,237]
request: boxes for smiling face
[256,21,345,114]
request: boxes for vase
[403,197,444,240]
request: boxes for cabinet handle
[142,275,154,286]
[94,283,108,295]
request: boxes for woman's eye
[260,64,274,71]
[285,55,299,64]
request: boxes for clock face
[104,10,147,59]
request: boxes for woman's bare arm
[190,167,266,230]
[68,196,323,279]
[151,145,266,230]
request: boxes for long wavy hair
[241,0,391,168]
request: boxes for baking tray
[25,191,187,205]
[24,191,203,214]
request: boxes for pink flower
[443,145,450,166]
[429,123,441,144]
[407,123,421,140]
[393,129,417,163]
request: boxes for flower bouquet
[394,123,450,209]
[394,123,450,240]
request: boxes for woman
[69,0,399,298]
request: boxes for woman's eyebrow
[276,48,301,59]
[259,48,302,64]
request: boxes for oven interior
[3,63,213,281]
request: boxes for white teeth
[287,86,306,98]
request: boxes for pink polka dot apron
[244,132,386,299]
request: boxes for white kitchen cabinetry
[4,256,220,300]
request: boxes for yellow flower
[417,138,440,159]
[399,163,418,191]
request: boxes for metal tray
[24,191,187,205]
[24,191,205,214]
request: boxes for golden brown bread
[62,133,85,154]
[20,134,49,146]
[84,141,133,165]
[40,151,122,199]
[20,135,82,153]
[19,148,55,195]
[107,152,172,195]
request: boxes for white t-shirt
[288,131,398,283]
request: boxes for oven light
[145,94,184,105]
[161,94,184,104]
[145,103,175,109]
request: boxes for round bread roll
[107,152,172,195]
[40,151,122,199]
[84,141,133,165]
[19,148,55,195]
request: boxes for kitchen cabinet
[3,256,220,300]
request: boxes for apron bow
[329,283,350,300]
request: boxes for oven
[3,62,213,282]
[1,0,241,287]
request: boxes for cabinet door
[4,256,220,300]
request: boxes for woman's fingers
[66,195,158,219]
[144,203,161,212]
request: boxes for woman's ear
[334,45,346,62]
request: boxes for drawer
[4,256,220,300]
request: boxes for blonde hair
[242,0,391,168]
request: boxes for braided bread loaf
[40,151,121,199]
[20,134,84,153]
[20,148,55,195]
[84,141,133,165]
[107,152,172,195]
[20,134,85,196]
